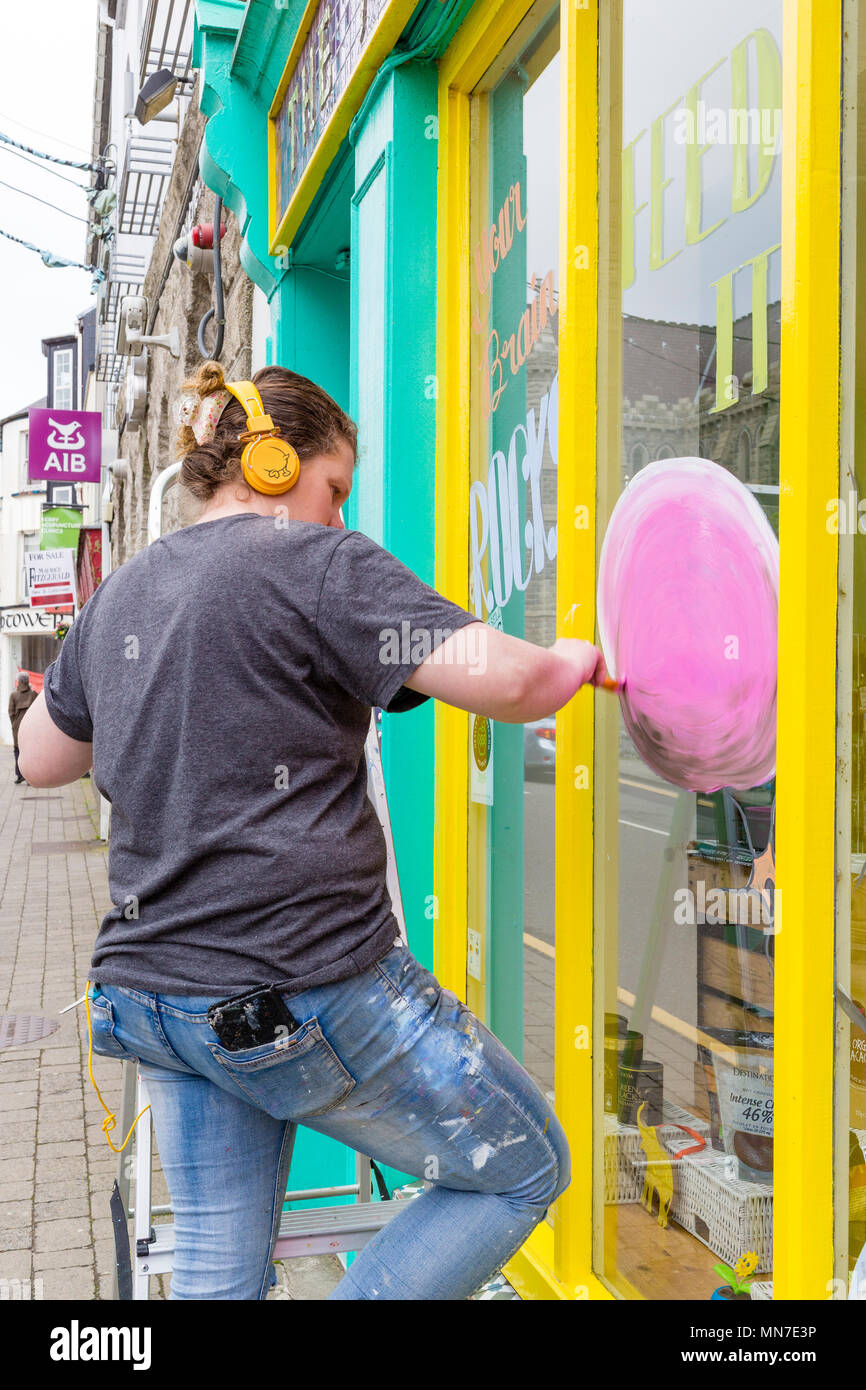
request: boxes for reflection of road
[618,775,696,1009]
[524,781,555,943]
[521,770,708,1108]
[615,776,702,1109]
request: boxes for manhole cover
[0,1014,60,1049]
[30,840,104,854]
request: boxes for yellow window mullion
[774,0,842,1299]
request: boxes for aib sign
[28,408,101,484]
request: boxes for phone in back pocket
[206,986,300,1052]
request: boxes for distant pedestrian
[8,672,37,784]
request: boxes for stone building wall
[112,81,254,565]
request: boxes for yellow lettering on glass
[710,268,736,412]
[650,96,683,270]
[746,242,780,393]
[684,56,727,245]
[709,243,781,414]
[622,130,647,292]
[730,29,782,214]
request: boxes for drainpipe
[98,456,129,841]
[147,461,182,545]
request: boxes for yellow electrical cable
[85,985,151,1153]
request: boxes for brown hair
[176,360,358,502]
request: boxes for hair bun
[176,361,231,457]
[181,359,227,398]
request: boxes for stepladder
[110,708,415,1299]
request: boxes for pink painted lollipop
[597,458,778,793]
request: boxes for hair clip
[177,389,232,445]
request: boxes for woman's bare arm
[403,622,609,722]
[17,693,93,787]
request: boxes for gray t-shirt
[42,514,479,996]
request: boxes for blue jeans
[88,939,570,1300]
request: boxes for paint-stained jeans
[89,939,570,1300]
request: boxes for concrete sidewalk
[0,752,344,1300]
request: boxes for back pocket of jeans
[88,993,140,1062]
[206,1016,356,1119]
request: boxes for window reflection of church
[514,300,780,652]
[622,302,781,503]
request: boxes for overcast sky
[0,0,98,424]
[623,0,782,323]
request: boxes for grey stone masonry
[111,75,255,567]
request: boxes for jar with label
[618,1058,664,1127]
[603,1013,643,1114]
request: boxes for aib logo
[44,418,87,470]
[27,407,101,484]
[46,418,86,452]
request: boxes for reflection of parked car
[524,717,555,780]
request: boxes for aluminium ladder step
[135,1200,404,1277]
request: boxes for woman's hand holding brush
[549,638,623,695]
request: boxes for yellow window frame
[773,0,840,1299]
[435,0,842,1301]
[434,0,610,1300]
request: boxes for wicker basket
[606,1105,772,1273]
[661,1143,774,1272]
[604,1101,709,1205]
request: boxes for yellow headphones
[224,379,301,496]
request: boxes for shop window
[466,2,561,1200]
[53,348,73,411]
[600,0,781,1299]
[20,635,58,674]
[18,430,28,491]
[19,532,40,604]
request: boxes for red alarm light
[190,222,227,250]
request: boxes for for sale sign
[28,408,102,484]
[25,550,77,612]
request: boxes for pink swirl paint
[597,458,778,793]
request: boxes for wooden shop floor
[603,1203,773,1300]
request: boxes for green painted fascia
[193,0,478,306]
[232,0,301,97]
[400,0,478,56]
[195,1,284,298]
[195,0,246,29]
[193,0,245,65]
